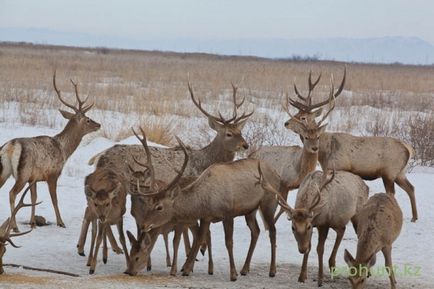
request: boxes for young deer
[344,193,403,289]
[0,184,40,274]
[84,168,129,274]
[285,69,417,222]
[125,129,283,281]
[259,168,368,286]
[0,72,100,231]
[252,71,341,221]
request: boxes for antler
[132,127,156,192]
[256,163,293,213]
[53,71,94,114]
[309,169,336,212]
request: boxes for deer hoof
[200,248,206,256]
[78,252,85,257]
[411,217,417,223]
[269,272,276,277]
[57,223,66,228]
[103,257,107,264]
[89,269,95,275]
[147,265,152,272]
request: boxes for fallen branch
[4,263,80,277]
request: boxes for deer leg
[103,230,108,264]
[223,218,238,281]
[87,218,97,266]
[184,226,192,255]
[8,180,26,232]
[240,212,260,276]
[77,208,91,256]
[29,181,37,228]
[382,245,397,289]
[163,231,171,267]
[329,226,345,273]
[182,219,210,276]
[350,215,359,234]
[396,175,417,222]
[89,221,106,274]
[117,220,129,265]
[317,226,329,287]
[298,243,311,283]
[382,177,396,195]
[170,225,183,276]
[47,177,65,228]
[261,206,277,277]
[107,225,123,254]
[206,228,213,275]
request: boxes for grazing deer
[344,193,403,289]
[84,168,129,274]
[259,168,369,286]
[85,83,252,269]
[0,72,100,231]
[285,69,417,222]
[125,129,283,281]
[251,71,342,221]
[0,184,39,274]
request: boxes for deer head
[124,231,153,276]
[188,82,253,152]
[0,184,40,274]
[84,169,125,223]
[283,68,346,135]
[344,249,377,289]
[53,71,101,135]
[257,164,334,254]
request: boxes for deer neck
[54,121,86,161]
[190,136,235,174]
[295,148,318,185]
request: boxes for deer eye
[105,203,109,207]
[226,132,233,137]
[307,224,312,230]
[155,204,163,211]
[135,257,139,261]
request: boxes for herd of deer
[0,68,416,289]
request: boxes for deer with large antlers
[251,70,344,221]
[0,72,100,231]
[0,184,40,274]
[259,166,368,286]
[124,128,283,281]
[284,68,417,222]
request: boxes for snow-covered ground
[0,123,433,289]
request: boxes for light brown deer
[0,184,39,274]
[0,72,100,231]
[251,71,343,221]
[344,193,403,289]
[285,69,417,222]
[124,129,283,281]
[259,168,368,286]
[84,167,129,274]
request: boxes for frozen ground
[0,123,433,289]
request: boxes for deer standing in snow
[0,72,100,231]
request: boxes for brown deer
[344,193,403,289]
[124,129,283,281]
[285,69,417,222]
[0,184,39,274]
[251,71,343,221]
[259,168,368,286]
[0,71,100,231]
[84,167,130,274]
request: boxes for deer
[83,167,130,274]
[251,70,343,221]
[284,68,417,222]
[0,71,100,232]
[259,167,369,286]
[82,82,253,270]
[344,193,403,289]
[0,183,40,274]
[124,128,284,281]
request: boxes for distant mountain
[1,27,434,65]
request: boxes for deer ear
[236,118,248,130]
[208,118,225,132]
[143,233,152,246]
[127,230,137,246]
[344,249,355,267]
[313,108,323,118]
[59,109,75,120]
[85,186,96,198]
[285,120,305,136]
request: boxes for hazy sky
[1,0,434,44]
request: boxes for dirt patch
[0,273,48,285]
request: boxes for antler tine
[7,182,41,233]
[319,169,336,191]
[308,192,322,212]
[161,136,189,194]
[70,78,91,113]
[317,76,336,126]
[283,94,308,128]
[5,237,21,248]
[188,82,225,123]
[132,127,156,191]
[333,66,346,97]
[293,82,306,101]
[307,72,322,106]
[53,71,79,113]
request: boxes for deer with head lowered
[251,70,344,221]
[344,193,403,289]
[124,128,284,281]
[0,72,100,232]
[284,68,417,222]
[1,184,40,274]
[82,82,253,271]
[259,166,368,286]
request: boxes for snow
[0,123,433,289]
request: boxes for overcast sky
[1,0,434,44]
